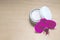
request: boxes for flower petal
[35,25,43,33]
[46,20,56,29]
[34,18,46,33]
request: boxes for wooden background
[0,0,60,40]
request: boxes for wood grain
[0,0,60,40]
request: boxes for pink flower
[34,18,56,34]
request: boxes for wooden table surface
[0,0,60,40]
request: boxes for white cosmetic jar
[29,6,52,24]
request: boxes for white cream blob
[29,6,52,23]
[30,9,41,23]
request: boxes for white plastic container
[29,6,52,23]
